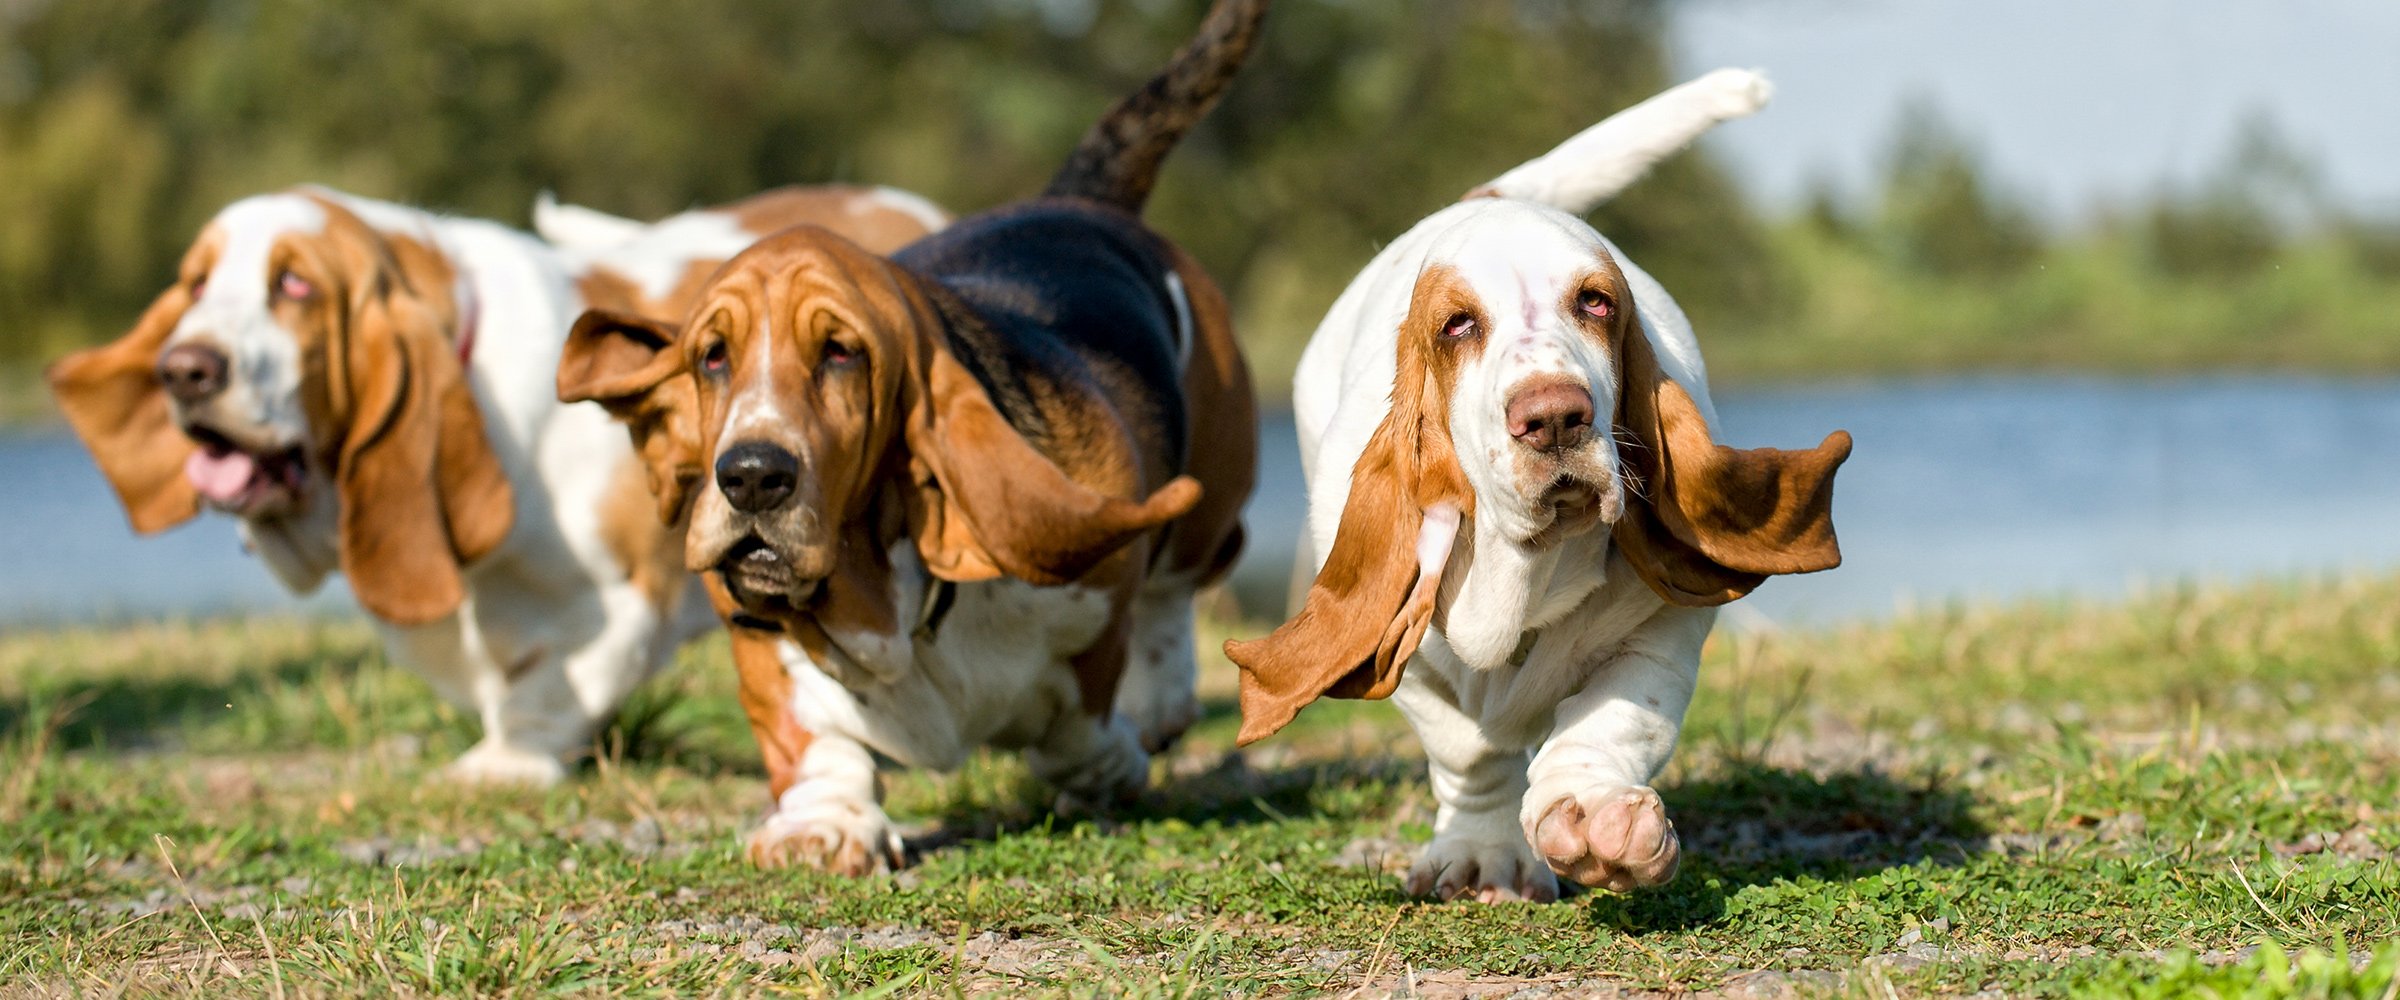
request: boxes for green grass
[3,576,2398,997]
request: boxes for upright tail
[1044,0,1272,212]
[1467,68,1773,215]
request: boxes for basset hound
[1228,70,1852,902]
[45,183,945,785]
[558,0,1265,874]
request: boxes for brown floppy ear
[558,309,700,524]
[1225,332,1474,746]
[335,292,515,625]
[45,290,202,534]
[901,331,1200,588]
[1611,317,1850,607]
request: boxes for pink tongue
[185,449,262,502]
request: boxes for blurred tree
[2136,113,2311,281]
[1874,97,2044,280]
[0,0,1773,378]
[1798,171,1861,246]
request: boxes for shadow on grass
[1580,761,1989,932]
[902,696,1985,929]
[0,652,348,753]
[901,695,1422,856]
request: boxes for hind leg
[730,629,902,875]
[1026,709,1151,814]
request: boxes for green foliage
[2140,192,2284,281]
[1875,98,2045,280]
[2074,943,2400,999]
[2,0,2390,409]
[4,0,1782,385]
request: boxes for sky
[1669,0,2400,221]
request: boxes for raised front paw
[745,795,903,876]
[1403,827,1561,904]
[1528,785,1680,892]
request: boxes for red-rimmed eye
[190,276,209,299]
[821,340,859,367]
[1578,290,1611,319]
[1441,313,1476,339]
[701,342,728,374]
[276,271,313,301]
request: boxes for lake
[6,376,2397,630]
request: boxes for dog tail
[1466,68,1772,216]
[532,191,648,253]
[1043,0,1272,213]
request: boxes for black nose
[157,343,229,404]
[1507,381,1595,453]
[714,441,800,513]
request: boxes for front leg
[1521,606,1710,892]
[1389,675,1559,903]
[727,625,902,874]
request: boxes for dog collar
[453,274,480,364]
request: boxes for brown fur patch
[1225,263,1482,744]
[43,225,223,534]
[266,196,515,626]
[599,453,687,613]
[1152,240,1255,586]
[714,576,816,800]
[728,185,944,254]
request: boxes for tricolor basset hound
[45,184,945,785]
[557,0,1264,874]
[1228,70,1852,902]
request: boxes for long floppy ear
[1611,316,1850,607]
[45,290,202,534]
[900,321,1200,588]
[558,309,700,524]
[335,292,514,625]
[1226,330,1473,746]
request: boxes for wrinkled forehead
[700,233,899,334]
[1425,203,1617,318]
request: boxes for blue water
[6,376,2398,629]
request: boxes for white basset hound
[46,184,945,785]
[1228,70,1851,902]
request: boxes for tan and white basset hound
[1228,70,1851,902]
[46,183,946,785]
[558,0,1265,874]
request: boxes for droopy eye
[276,270,313,301]
[701,341,729,375]
[1578,289,1612,319]
[1440,313,1476,339]
[189,276,209,300]
[821,339,860,368]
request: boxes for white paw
[444,743,568,788]
[746,789,902,876]
[1404,818,1560,904]
[1527,784,1681,892]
